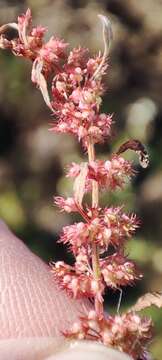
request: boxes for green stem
[88,138,104,319]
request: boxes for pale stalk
[88,138,104,319]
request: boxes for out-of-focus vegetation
[0,0,162,357]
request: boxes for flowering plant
[1,9,161,359]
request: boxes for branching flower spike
[0,9,157,360]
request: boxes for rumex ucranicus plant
[1,8,162,359]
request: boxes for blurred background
[0,0,162,357]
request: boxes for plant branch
[88,137,104,319]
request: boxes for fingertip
[46,341,132,360]
[0,221,90,338]
[0,337,65,360]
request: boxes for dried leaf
[32,59,53,112]
[0,23,18,35]
[131,292,162,312]
[73,162,88,206]
[93,14,113,80]
[0,23,19,49]
[116,139,149,168]
[98,14,113,58]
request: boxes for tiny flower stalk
[0,9,156,359]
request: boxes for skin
[0,220,131,359]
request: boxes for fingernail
[46,340,132,360]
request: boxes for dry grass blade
[131,292,162,312]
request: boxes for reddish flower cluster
[0,9,112,148]
[54,196,78,213]
[0,9,68,68]
[103,207,139,247]
[51,71,113,146]
[56,206,139,254]
[65,310,153,360]
[67,155,134,191]
[52,261,104,302]
[52,201,141,305]
[0,9,153,360]
[52,252,141,299]
[100,253,142,288]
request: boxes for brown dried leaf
[116,139,149,168]
[0,23,18,35]
[0,23,18,49]
[131,292,162,312]
[73,163,88,207]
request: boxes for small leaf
[73,162,88,206]
[32,59,53,112]
[116,139,149,168]
[131,292,162,312]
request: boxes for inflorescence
[0,9,153,359]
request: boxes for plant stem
[88,137,104,319]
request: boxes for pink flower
[0,10,153,358]
[59,222,89,254]
[58,207,138,254]
[67,162,81,178]
[87,56,102,75]
[88,155,134,190]
[67,156,134,191]
[52,261,104,301]
[39,37,68,65]
[0,9,46,61]
[100,253,142,288]
[65,310,153,360]
[67,47,89,68]
[31,26,47,38]
[54,196,78,213]
[50,45,112,147]
[103,207,139,247]
[0,10,112,147]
